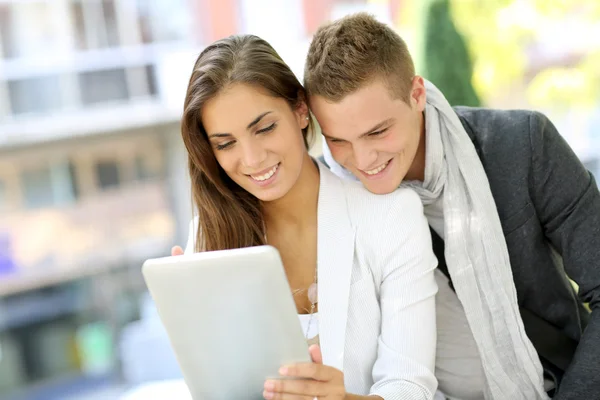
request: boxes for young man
[305,13,599,400]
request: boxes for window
[134,155,160,181]
[21,163,78,209]
[136,2,153,44]
[0,2,59,59]
[101,0,120,47]
[145,65,158,97]
[8,75,63,115]
[79,68,128,105]
[68,162,80,200]
[126,66,158,99]
[71,0,120,50]
[0,5,11,59]
[135,0,190,43]
[21,167,54,209]
[95,161,120,190]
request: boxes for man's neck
[405,110,427,182]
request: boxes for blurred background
[0,0,598,399]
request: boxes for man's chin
[361,179,398,195]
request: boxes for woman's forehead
[202,84,287,134]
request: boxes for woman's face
[201,83,309,202]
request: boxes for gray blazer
[449,107,600,400]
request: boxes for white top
[298,312,319,340]
[186,162,439,399]
[299,312,320,348]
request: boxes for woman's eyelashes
[256,122,277,134]
[216,141,234,150]
[214,123,277,151]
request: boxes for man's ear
[410,76,427,112]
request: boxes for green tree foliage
[450,0,600,111]
[423,0,481,107]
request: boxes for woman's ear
[295,91,310,129]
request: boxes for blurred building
[0,0,199,397]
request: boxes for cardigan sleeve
[360,188,439,400]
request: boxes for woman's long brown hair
[181,35,313,252]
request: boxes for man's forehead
[312,104,393,138]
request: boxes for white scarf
[322,81,549,400]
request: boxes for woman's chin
[252,188,286,203]
[235,169,295,202]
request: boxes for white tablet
[141,245,311,400]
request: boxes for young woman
[176,34,439,400]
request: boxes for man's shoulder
[453,106,535,124]
[452,106,543,162]
[453,106,538,139]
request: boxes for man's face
[310,77,426,194]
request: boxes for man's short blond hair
[304,13,415,103]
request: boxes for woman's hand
[171,246,184,256]
[263,345,346,400]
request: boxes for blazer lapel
[316,162,355,372]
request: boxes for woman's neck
[262,153,320,231]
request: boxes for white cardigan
[185,162,439,399]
